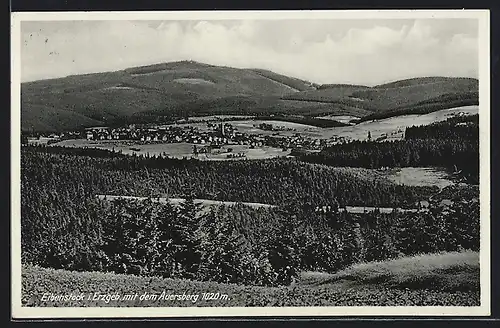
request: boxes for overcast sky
[20,19,479,86]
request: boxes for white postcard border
[10,9,491,319]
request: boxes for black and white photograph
[11,10,491,318]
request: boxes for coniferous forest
[22,146,438,208]
[21,138,480,286]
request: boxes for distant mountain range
[21,60,479,132]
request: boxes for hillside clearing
[184,105,479,141]
[382,167,455,189]
[319,105,479,141]
[301,251,479,293]
[316,115,360,124]
[173,78,215,85]
[247,68,317,92]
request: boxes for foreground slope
[22,252,479,307]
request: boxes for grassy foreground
[300,251,479,291]
[21,252,480,307]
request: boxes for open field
[320,105,479,141]
[187,105,478,142]
[334,167,456,190]
[331,166,455,189]
[22,251,479,307]
[315,115,360,124]
[381,167,455,189]
[50,140,291,160]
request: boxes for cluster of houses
[25,131,81,145]
[83,123,268,148]
[263,134,325,151]
[255,122,294,132]
[27,120,359,153]
[312,199,458,215]
[263,134,354,151]
[226,152,247,158]
[329,135,351,144]
[191,144,245,157]
[85,124,231,144]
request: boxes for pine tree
[267,220,301,286]
[154,201,178,277]
[172,196,203,278]
[197,208,250,284]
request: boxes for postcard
[11,9,491,319]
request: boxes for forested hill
[21,61,319,132]
[21,60,478,132]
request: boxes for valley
[20,60,481,308]
[37,105,478,163]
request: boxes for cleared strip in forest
[95,194,276,209]
[96,195,423,213]
[250,71,302,92]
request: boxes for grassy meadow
[301,251,479,292]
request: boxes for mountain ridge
[21,60,479,133]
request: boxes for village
[25,120,352,156]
